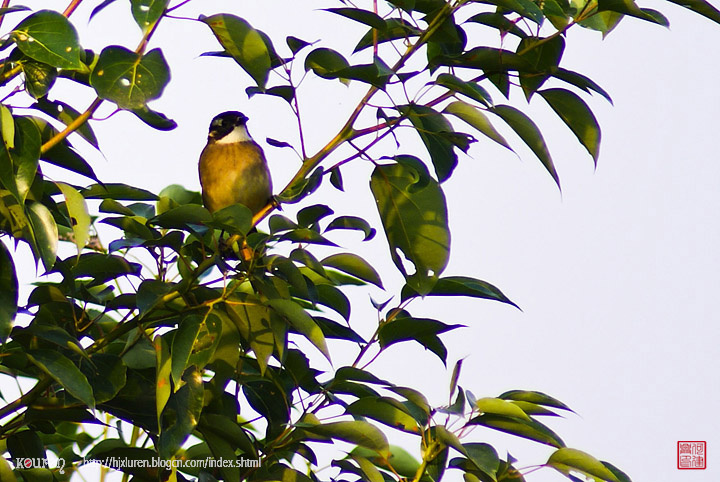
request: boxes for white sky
[4,1,720,481]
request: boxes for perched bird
[199,111,272,215]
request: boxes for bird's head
[207,111,252,144]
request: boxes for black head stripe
[209,111,248,139]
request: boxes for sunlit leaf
[325,8,387,29]
[56,182,90,256]
[547,448,621,482]
[443,101,512,151]
[0,116,41,205]
[598,0,670,26]
[370,160,450,294]
[322,253,383,288]
[303,421,390,456]
[269,299,330,361]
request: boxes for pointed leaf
[475,397,532,421]
[0,116,41,205]
[598,0,670,25]
[468,414,565,447]
[268,299,330,361]
[402,104,458,182]
[322,253,383,288]
[325,215,376,240]
[498,390,573,411]
[547,448,620,482]
[0,242,18,343]
[26,201,58,270]
[304,421,390,456]
[552,68,613,104]
[27,349,95,408]
[347,397,421,433]
[324,8,387,29]
[403,275,519,308]
[443,101,512,151]
[56,182,90,255]
[491,105,559,188]
[539,88,601,164]
[33,98,99,148]
[667,0,720,24]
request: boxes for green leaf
[467,414,565,447]
[435,46,533,74]
[27,349,95,408]
[552,68,613,104]
[482,0,545,24]
[434,73,493,106]
[243,380,289,439]
[225,295,276,375]
[518,36,565,99]
[130,105,177,130]
[547,448,621,482]
[325,8,387,29]
[304,47,350,81]
[268,299,330,361]
[378,316,461,363]
[466,12,529,38]
[90,46,171,109]
[287,35,313,54]
[498,389,573,411]
[201,13,275,89]
[137,279,174,317]
[539,88,601,164]
[303,421,390,456]
[475,397,532,421]
[598,0,670,25]
[0,105,14,150]
[11,10,83,70]
[401,104,458,182]
[131,0,169,31]
[0,116,41,205]
[158,366,204,459]
[403,275,519,308]
[346,397,421,434]
[81,353,127,404]
[322,253,383,288]
[56,182,90,256]
[370,160,450,294]
[150,204,212,229]
[0,242,18,343]
[491,105,559,188]
[26,201,58,270]
[462,443,501,479]
[351,455,385,482]
[354,18,421,52]
[33,98,99,148]
[22,60,57,99]
[667,0,720,24]
[443,101,512,151]
[83,183,158,200]
[171,315,202,386]
[325,215,376,240]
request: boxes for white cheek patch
[216,125,253,144]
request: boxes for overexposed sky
[4,1,720,481]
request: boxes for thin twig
[62,0,84,17]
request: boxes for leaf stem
[40,97,103,154]
[63,0,84,17]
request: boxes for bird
[198,111,273,216]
